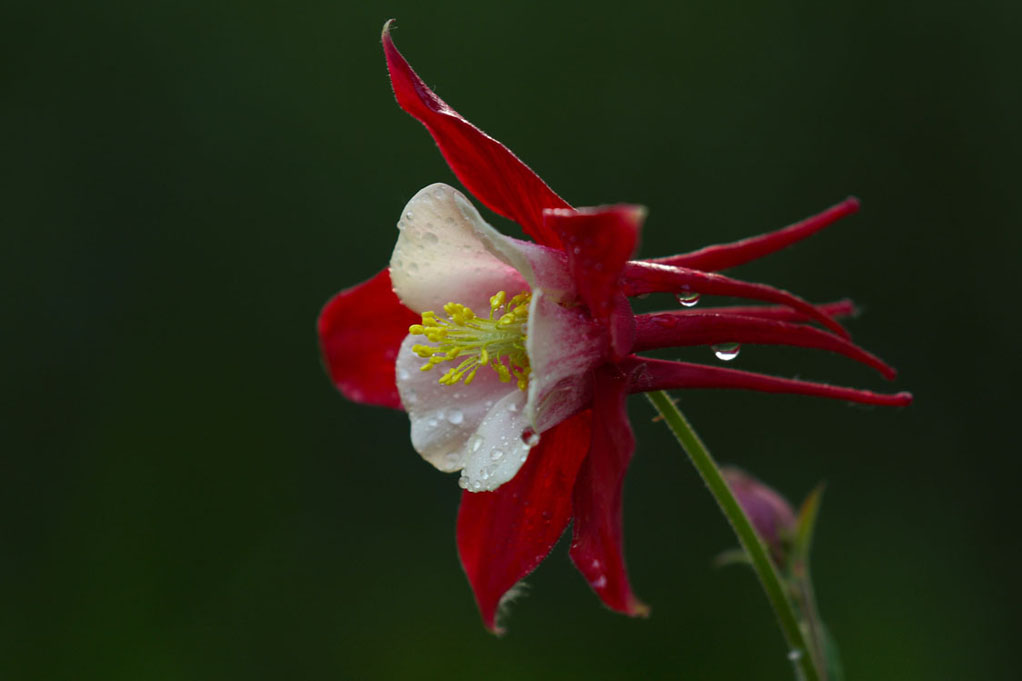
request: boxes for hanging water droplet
[676,291,701,307]
[712,342,742,361]
[446,409,464,425]
[521,428,540,447]
[458,474,469,489]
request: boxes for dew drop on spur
[676,291,701,307]
[712,342,741,361]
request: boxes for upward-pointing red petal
[382,21,569,249]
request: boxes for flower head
[318,21,911,632]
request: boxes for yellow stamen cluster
[410,291,532,391]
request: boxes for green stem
[646,391,820,681]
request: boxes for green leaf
[793,482,826,568]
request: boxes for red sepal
[382,21,569,249]
[625,357,913,406]
[317,269,418,409]
[633,312,897,379]
[620,261,849,339]
[545,205,644,323]
[569,366,649,617]
[654,197,860,271]
[457,410,593,634]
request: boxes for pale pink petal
[525,290,608,433]
[390,184,529,314]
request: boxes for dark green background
[5,1,1019,679]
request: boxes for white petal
[390,183,529,313]
[457,389,533,492]
[396,336,534,490]
[525,289,608,433]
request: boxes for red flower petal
[382,22,569,249]
[457,410,593,634]
[621,261,850,339]
[545,205,644,323]
[653,197,860,271]
[317,269,418,409]
[625,357,913,406]
[569,366,649,617]
[676,299,857,323]
[633,312,897,379]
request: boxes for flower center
[410,290,532,391]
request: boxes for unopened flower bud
[722,467,797,565]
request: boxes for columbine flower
[317,21,912,632]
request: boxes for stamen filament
[409,290,532,391]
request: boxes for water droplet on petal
[490,449,504,462]
[446,409,464,425]
[507,402,518,412]
[397,368,410,381]
[676,291,701,307]
[423,231,439,244]
[712,342,742,361]
[521,428,540,447]
[469,435,483,453]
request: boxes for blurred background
[4,0,1019,679]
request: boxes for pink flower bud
[722,467,797,564]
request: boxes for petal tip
[629,599,651,619]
